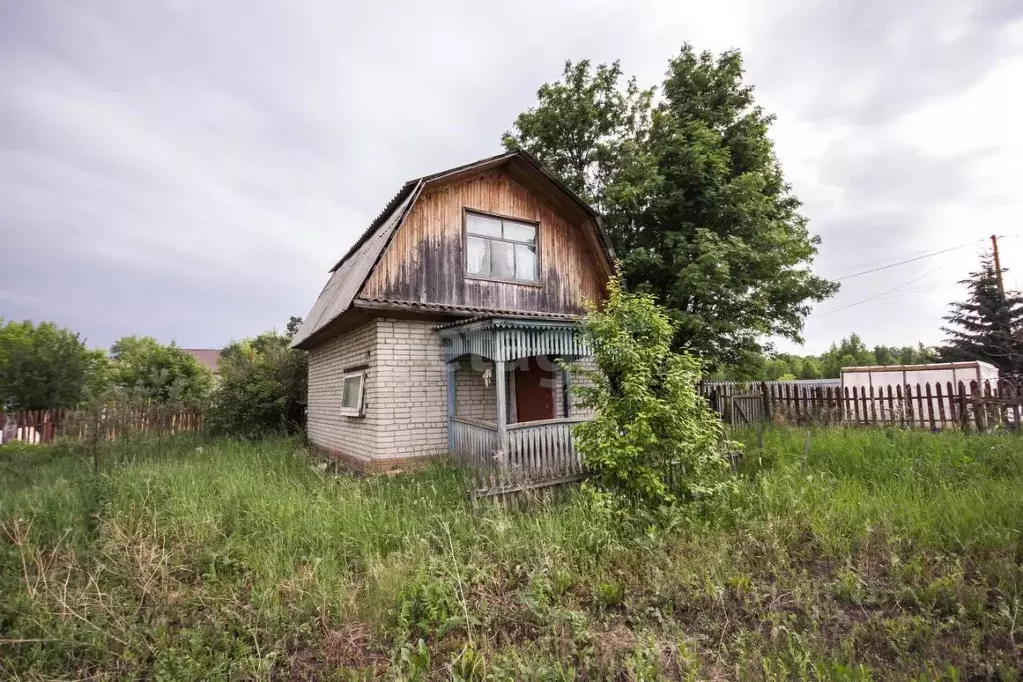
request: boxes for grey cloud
[751,0,1023,126]
[0,0,637,348]
[0,0,1019,355]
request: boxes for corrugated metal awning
[436,316,588,363]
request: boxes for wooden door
[515,358,555,422]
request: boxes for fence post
[761,381,771,422]
[935,382,946,428]
[958,381,969,432]
[923,383,935,430]
[972,381,987,432]
[984,380,999,429]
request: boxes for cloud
[0,290,39,307]
[1,0,1021,356]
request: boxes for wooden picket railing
[506,418,585,477]
[0,407,203,445]
[449,417,500,471]
[449,415,587,499]
[699,379,1023,431]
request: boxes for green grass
[1,428,1021,680]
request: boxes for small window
[465,212,538,283]
[340,371,365,416]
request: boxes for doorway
[514,356,555,422]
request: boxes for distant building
[840,361,999,423]
[182,349,222,375]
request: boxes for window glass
[502,221,535,243]
[465,212,539,283]
[514,244,538,281]
[466,236,489,276]
[466,213,502,238]
[341,374,362,409]
[491,241,515,279]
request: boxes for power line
[831,244,964,275]
[817,262,951,317]
[834,239,986,282]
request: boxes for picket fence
[0,407,202,445]
[699,378,1023,431]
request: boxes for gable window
[465,212,539,283]
[340,371,366,416]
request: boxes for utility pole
[991,234,1005,299]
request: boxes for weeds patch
[1,429,1022,679]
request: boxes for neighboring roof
[290,149,613,350]
[182,348,221,374]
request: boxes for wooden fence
[699,379,1023,431]
[0,407,203,445]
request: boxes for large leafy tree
[940,253,1023,374]
[109,336,212,406]
[504,46,838,371]
[0,320,107,411]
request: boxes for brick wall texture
[306,317,597,470]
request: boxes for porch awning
[436,316,590,363]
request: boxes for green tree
[940,253,1023,374]
[799,357,823,380]
[504,46,838,372]
[568,278,732,509]
[873,345,896,366]
[206,326,308,438]
[820,334,876,378]
[108,336,211,406]
[0,320,106,410]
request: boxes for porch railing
[507,418,586,476]
[449,416,586,477]
[450,417,499,470]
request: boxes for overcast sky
[2,0,1022,355]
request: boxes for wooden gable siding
[360,170,607,314]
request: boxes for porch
[437,317,591,478]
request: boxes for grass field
[1,428,1022,680]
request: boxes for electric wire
[834,239,986,282]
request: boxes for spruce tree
[939,253,1023,375]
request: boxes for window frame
[462,209,542,287]
[340,370,366,417]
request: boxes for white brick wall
[307,322,379,465]
[564,356,598,420]
[306,317,599,468]
[373,318,449,460]
[454,356,499,422]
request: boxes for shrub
[108,335,211,406]
[0,320,107,410]
[567,278,733,509]
[206,330,307,438]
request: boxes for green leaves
[567,278,734,511]
[205,327,307,438]
[504,45,839,372]
[0,320,105,411]
[108,335,212,406]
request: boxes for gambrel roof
[291,149,614,350]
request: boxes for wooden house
[291,150,614,472]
